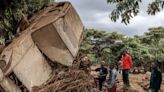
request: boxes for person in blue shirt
[108,63,118,92]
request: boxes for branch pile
[32,69,98,92]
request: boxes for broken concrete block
[1,35,52,91]
[31,2,83,66]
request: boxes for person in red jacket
[121,50,133,87]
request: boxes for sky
[56,0,164,36]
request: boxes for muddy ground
[117,73,164,92]
[91,65,164,92]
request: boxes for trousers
[122,69,129,86]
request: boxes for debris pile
[0,1,91,92]
[30,53,100,92]
[32,69,97,92]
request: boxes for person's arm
[99,68,108,77]
[106,71,110,80]
[159,71,162,89]
[95,68,100,72]
[129,56,133,68]
[149,74,152,89]
[105,68,108,75]
[157,71,162,90]
[104,68,108,76]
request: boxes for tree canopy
[107,0,164,24]
[80,27,164,66]
[0,0,50,45]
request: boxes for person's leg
[122,70,126,85]
[112,84,117,92]
[155,89,159,92]
[124,69,130,86]
[119,69,121,74]
[108,88,110,92]
[109,84,117,92]
[99,79,103,91]
[114,85,117,92]
[109,87,113,92]
[150,89,155,92]
[126,69,130,86]
[94,78,98,88]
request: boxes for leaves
[147,1,160,15]
[0,0,50,44]
[107,0,164,24]
[80,27,164,65]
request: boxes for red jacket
[121,54,133,70]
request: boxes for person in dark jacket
[150,62,162,92]
[95,61,108,91]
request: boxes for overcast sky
[56,0,164,36]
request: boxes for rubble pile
[0,1,88,92]
[32,69,97,92]
[32,55,98,92]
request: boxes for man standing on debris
[121,50,133,87]
[150,61,162,92]
[95,61,108,91]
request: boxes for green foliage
[80,27,164,66]
[0,0,51,44]
[80,29,125,64]
[107,0,164,24]
[26,0,50,15]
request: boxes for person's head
[122,50,128,56]
[114,63,118,69]
[109,63,114,69]
[100,61,105,67]
[82,56,89,62]
[110,63,118,70]
[151,61,159,69]
[117,54,123,61]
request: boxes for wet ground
[90,65,164,92]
